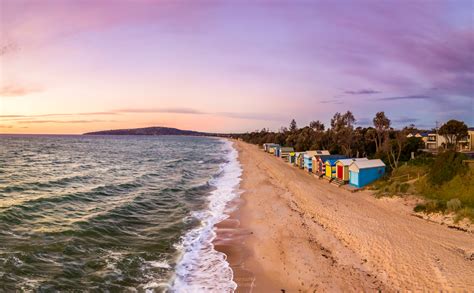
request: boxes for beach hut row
[262,143,385,188]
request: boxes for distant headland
[83,126,210,136]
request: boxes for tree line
[233,111,469,171]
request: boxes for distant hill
[83,126,210,136]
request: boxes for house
[288,152,296,164]
[268,145,279,155]
[324,159,340,179]
[274,146,282,157]
[294,152,304,167]
[312,154,347,177]
[302,150,330,172]
[425,133,438,150]
[303,154,313,172]
[279,147,295,161]
[349,159,386,188]
[406,132,429,143]
[335,158,369,182]
[424,132,471,152]
[469,128,474,151]
[263,143,279,152]
[296,153,305,169]
[289,152,302,165]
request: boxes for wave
[170,139,242,292]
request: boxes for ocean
[0,135,241,292]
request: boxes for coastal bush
[391,164,428,181]
[428,150,468,186]
[399,183,409,193]
[416,200,447,214]
[408,152,434,167]
[414,204,426,213]
[414,168,474,222]
[454,207,474,222]
[374,180,411,197]
[417,169,474,207]
[447,198,462,212]
[429,200,447,212]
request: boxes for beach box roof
[336,158,368,166]
[318,154,347,162]
[304,150,329,157]
[280,147,295,152]
[324,158,340,166]
[349,159,386,170]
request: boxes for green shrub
[428,150,468,186]
[391,164,428,182]
[408,152,434,167]
[429,200,447,212]
[414,204,426,212]
[417,200,447,214]
[454,207,474,222]
[399,183,409,193]
[446,198,462,212]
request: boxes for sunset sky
[0,0,473,134]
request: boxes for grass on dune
[374,151,474,222]
[414,169,474,222]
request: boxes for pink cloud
[0,0,219,55]
[0,83,42,97]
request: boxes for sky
[0,0,473,134]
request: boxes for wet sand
[214,140,474,292]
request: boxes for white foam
[170,139,242,292]
[147,261,171,269]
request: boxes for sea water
[0,135,241,292]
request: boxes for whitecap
[170,139,242,292]
[147,261,171,269]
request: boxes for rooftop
[337,158,369,165]
[351,159,386,169]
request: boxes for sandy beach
[214,141,474,292]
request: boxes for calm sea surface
[0,135,241,292]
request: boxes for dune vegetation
[374,151,473,222]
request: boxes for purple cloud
[377,95,433,101]
[344,89,381,95]
[393,118,418,124]
[320,100,343,105]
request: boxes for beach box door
[337,165,343,179]
[350,171,358,186]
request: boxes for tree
[289,119,298,132]
[438,120,468,150]
[330,111,356,156]
[309,120,325,132]
[295,127,314,151]
[385,131,406,170]
[373,112,391,153]
[400,137,424,161]
[363,127,377,157]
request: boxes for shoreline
[172,139,241,291]
[214,140,474,291]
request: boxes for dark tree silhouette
[438,120,468,150]
[373,112,391,153]
[289,119,298,132]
